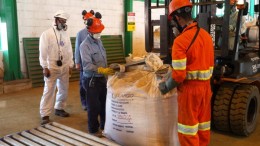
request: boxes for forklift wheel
[230,85,260,136]
[212,83,238,132]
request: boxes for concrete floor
[0,81,260,146]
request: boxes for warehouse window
[0,18,8,51]
[216,3,225,17]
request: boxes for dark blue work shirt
[80,34,107,78]
[75,28,89,65]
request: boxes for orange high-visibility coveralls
[172,22,214,146]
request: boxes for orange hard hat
[82,10,94,20]
[83,12,93,20]
[87,17,104,33]
[168,0,192,16]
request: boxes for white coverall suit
[39,25,74,118]
[229,10,247,50]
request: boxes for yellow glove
[97,67,115,75]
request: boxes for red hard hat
[168,0,192,16]
[87,17,104,33]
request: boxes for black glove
[159,77,179,94]
[43,68,50,78]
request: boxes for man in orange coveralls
[158,0,214,145]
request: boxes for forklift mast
[194,0,230,57]
[144,0,236,58]
[195,0,247,61]
[144,0,232,63]
[145,0,172,63]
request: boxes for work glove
[158,77,179,95]
[97,67,114,75]
[43,68,50,78]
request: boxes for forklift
[145,0,260,136]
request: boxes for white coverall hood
[54,10,70,20]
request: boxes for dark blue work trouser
[79,71,87,109]
[82,76,107,133]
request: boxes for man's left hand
[159,81,169,94]
[158,77,179,95]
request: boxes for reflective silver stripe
[209,66,214,74]
[177,123,198,136]
[178,121,210,136]
[199,121,211,131]
[186,66,214,80]
[172,58,187,70]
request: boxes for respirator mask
[171,7,191,34]
[231,5,236,13]
[56,19,68,31]
[93,33,101,39]
[57,23,67,31]
[172,15,184,34]
[170,18,180,37]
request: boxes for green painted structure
[0,0,23,81]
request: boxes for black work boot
[55,109,70,117]
[89,130,103,138]
[41,116,50,125]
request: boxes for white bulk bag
[104,70,179,146]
